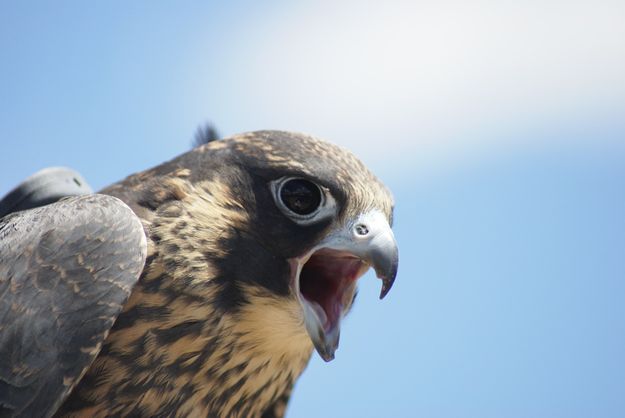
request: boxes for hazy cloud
[193,0,625,168]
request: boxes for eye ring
[270,177,336,224]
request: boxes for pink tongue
[299,253,364,330]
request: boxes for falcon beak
[291,210,399,362]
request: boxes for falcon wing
[0,194,147,418]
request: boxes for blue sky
[1,1,624,417]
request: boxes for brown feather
[55,131,394,417]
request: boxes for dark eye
[279,179,322,216]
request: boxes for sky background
[1,1,624,417]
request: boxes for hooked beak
[290,210,399,361]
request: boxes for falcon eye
[280,179,322,216]
[271,177,336,224]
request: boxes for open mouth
[297,248,370,331]
[291,247,372,361]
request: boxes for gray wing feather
[0,194,147,417]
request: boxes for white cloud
[191,0,625,169]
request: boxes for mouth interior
[299,249,369,330]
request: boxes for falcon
[0,130,398,417]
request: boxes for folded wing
[0,194,147,417]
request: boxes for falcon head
[211,131,398,361]
[151,130,398,362]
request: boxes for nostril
[354,224,369,236]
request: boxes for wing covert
[0,194,147,417]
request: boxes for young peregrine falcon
[0,130,399,418]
